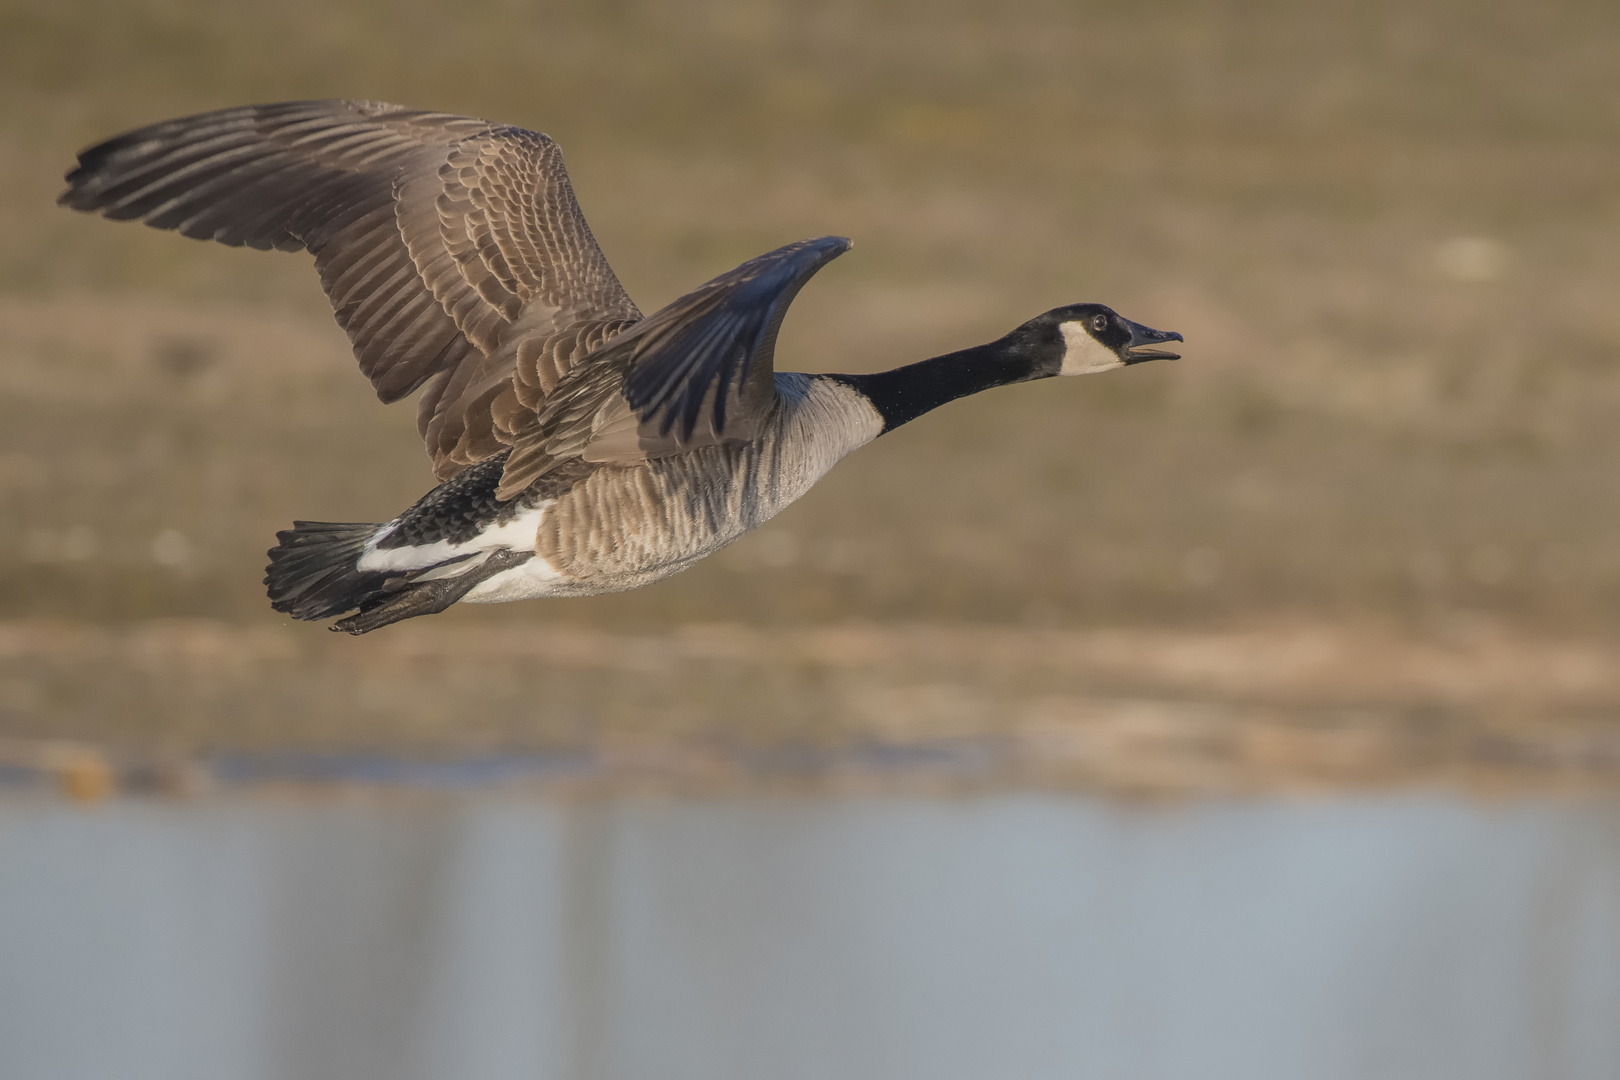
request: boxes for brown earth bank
[1,618,1617,798]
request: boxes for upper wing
[496,236,850,498]
[59,100,641,477]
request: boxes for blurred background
[1,1,1619,1077]
[1,0,1620,770]
[2,0,1620,765]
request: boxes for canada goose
[60,100,1182,634]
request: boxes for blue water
[1,791,1617,1080]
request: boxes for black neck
[828,338,1043,433]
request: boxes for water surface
[2,791,1617,1080]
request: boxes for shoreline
[4,617,1617,799]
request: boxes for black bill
[1122,319,1183,363]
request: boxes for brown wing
[496,236,850,499]
[59,100,641,477]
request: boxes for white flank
[356,503,551,573]
[1058,321,1124,376]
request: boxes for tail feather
[265,521,394,620]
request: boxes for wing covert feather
[496,236,850,498]
[60,99,641,477]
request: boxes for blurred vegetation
[2,0,1620,635]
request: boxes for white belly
[460,553,570,603]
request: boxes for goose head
[1013,304,1183,377]
[823,302,1184,435]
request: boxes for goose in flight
[60,100,1182,634]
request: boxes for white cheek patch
[1059,322,1125,376]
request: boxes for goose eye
[1091,314,1109,333]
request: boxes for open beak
[1121,320,1183,363]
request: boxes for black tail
[265,521,393,620]
[266,520,536,634]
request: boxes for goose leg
[330,549,535,635]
